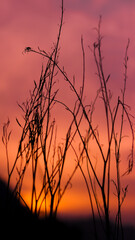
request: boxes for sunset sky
[1,0,135,225]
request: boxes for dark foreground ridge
[0,179,135,240]
[0,179,81,240]
[63,217,135,240]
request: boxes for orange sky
[1,0,135,226]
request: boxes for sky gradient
[1,0,135,225]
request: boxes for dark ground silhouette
[0,178,134,240]
[0,179,82,240]
[64,217,135,240]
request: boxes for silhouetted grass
[2,0,79,220]
[2,0,134,239]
